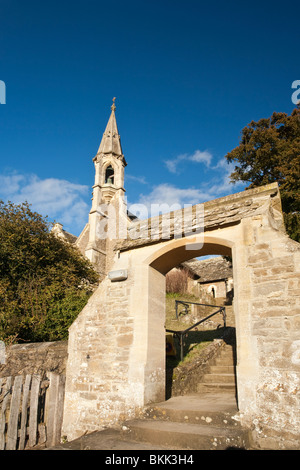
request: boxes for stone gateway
[61,101,300,450]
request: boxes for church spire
[80,99,128,276]
[96,98,124,159]
[91,98,127,206]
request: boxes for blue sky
[0,0,299,236]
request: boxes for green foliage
[225,104,300,242]
[0,201,99,344]
[283,212,300,243]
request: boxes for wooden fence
[0,372,65,450]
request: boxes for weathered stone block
[263,256,294,268]
[117,334,133,347]
[254,282,285,297]
[248,252,271,265]
[79,392,97,401]
[270,266,294,276]
[256,243,270,250]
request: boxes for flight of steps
[122,391,250,450]
[121,341,251,450]
[198,342,237,392]
[52,333,252,450]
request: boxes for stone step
[215,351,236,364]
[198,382,236,391]
[216,346,234,353]
[215,350,235,359]
[49,428,175,450]
[144,393,240,427]
[123,418,249,450]
[50,392,250,451]
[197,342,237,393]
[210,364,235,373]
[122,392,250,450]
[202,373,236,384]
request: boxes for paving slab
[151,391,238,413]
[124,419,249,450]
[46,428,182,450]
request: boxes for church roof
[96,98,126,162]
[182,256,232,283]
[51,223,77,244]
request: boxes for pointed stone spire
[96,98,124,159]
[85,98,127,274]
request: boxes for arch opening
[144,237,236,401]
[150,240,232,275]
[105,165,114,184]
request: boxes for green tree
[0,201,99,343]
[225,104,300,241]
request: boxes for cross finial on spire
[111,97,116,111]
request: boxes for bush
[166,268,189,294]
[0,201,99,343]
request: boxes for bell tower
[91,97,127,207]
[84,98,127,275]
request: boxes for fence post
[19,375,32,450]
[6,375,23,450]
[28,375,41,448]
[0,377,12,450]
[46,373,65,447]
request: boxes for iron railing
[166,300,226,361]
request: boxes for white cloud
[0,173,25,195]
[208,160,245,195]
[0,171,89,235]
[165,149,213,174]
[130,183,212,218]
[130,158,245,219]
[125,174,148,185]
[189,150,213,166]
[138,184,211,207]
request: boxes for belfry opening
[105,165,114,184]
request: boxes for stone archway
[139,233,236,397]
[126,232,240,410]
[62,183,300,449]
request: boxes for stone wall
[62,275,137,440]
[244,228,300,449]
[62,252,167,442]
[201,279,227,298]
[0,340,68,378]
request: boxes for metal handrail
[166,301,226,362]
[175,299,222,319]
